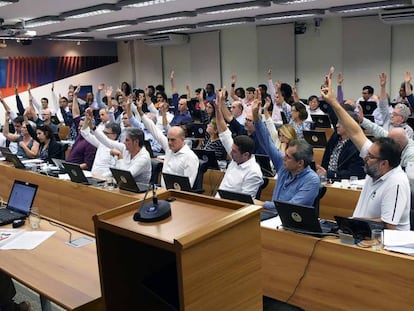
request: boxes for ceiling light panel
[329,0,410,14]
[90,20,137,32]
[0,0,19,8]
[140,11,196,24]
[61,4,120,19]
[119,0,176,8]
[197,1,271,15]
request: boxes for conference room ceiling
[0,0,412,42]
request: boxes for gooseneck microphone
[133,184,171,222]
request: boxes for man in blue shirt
[252,96,320,211]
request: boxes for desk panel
[262,227,414,311]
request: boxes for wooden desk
[94,191,263,310]
[261,227,414,310]
[0,163,159,233]
[319,185,360,220]
[0,221,102,311]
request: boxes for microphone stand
[133,184,171,222]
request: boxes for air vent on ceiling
[143,34,189,46]
[380,6,414,24]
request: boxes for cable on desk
[47,220,72,243]
[285,237,323,305]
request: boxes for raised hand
[405,71,412,84]
[170,70,174,81]
[379,72,387,87]
[231,74,237,84]
[105,86,113,98]
[74,84,81,95]
[337,72,344,85]
[98,83,105,91]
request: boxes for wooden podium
[93,191,263,310]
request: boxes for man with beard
[322,75,410,230]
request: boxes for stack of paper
[383,229,414,255]
[0,229,55,250]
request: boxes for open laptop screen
[7,180,38,215]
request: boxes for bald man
[360,116,414,169]
[137,101,199,188]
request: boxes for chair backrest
[410,190,414,231]
[192,161,208,194]
[256,177,269,201]
[313,185,327,218]
[150,159,163,185]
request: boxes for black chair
[191,160,208,194]
[410,190,414,231]
[150,159,163,185]
[313,185,327,218]
[256,177,269,201]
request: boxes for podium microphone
[133,184,171,222]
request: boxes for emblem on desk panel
[173,182,181,190]
[291,212,302,223]
[71,169,78,177]
[311,135,318,142]
[120,176,127,184]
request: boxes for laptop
[311,114,331,128]
[163,173,192,192]
[0,180,38,226]
[360,101,377,115]
[193,149,220,170]
[0,146,11,156]
[364,115,375,123]
[303,130,328,148]
[334,216,384,241]
[255,154,275,177]
[218,189,254,204]
[189,123,207,138]
[110,168,150,193]
[275,200,338,235]
[62,162,105,185]
[2,151,27,169]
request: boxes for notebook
[2,151,27,169]
[110,167,150,193]
[0,180,38,226]
[193,149,220,170]
[189,123,207,138]
[254,154,275,177]
[303,130,328,148]
[360,101,377,115]
[275,200,338,235]
[62,162,105,185]
[163,173,192,192]
[334,216,384,241]
[0,146,11,156]
[217,189,254,204]
[311,114,331,128]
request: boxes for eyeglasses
[365,152,382,161]
[103,131,114,136]
[245,118,254,123]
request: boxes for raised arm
[170,70,177,95]
[72,84,81,119]
[321,76,367,151]
[230,74,239,101]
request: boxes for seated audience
[287,102,311,139]
[322,75,410,230]
[35,124,64,163]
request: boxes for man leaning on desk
[321,73,411,230]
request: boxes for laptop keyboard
[0,208,25,222]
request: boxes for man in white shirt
[136,99,199,188]
[322,76,410,230]
[215,89,263,199]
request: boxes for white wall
[115,15,414,102]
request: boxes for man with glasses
[252,92,320,211]
[322,75,410,230]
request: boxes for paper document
[261,216,282,229]
[0,230,55,250]
[383,229,414,256]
